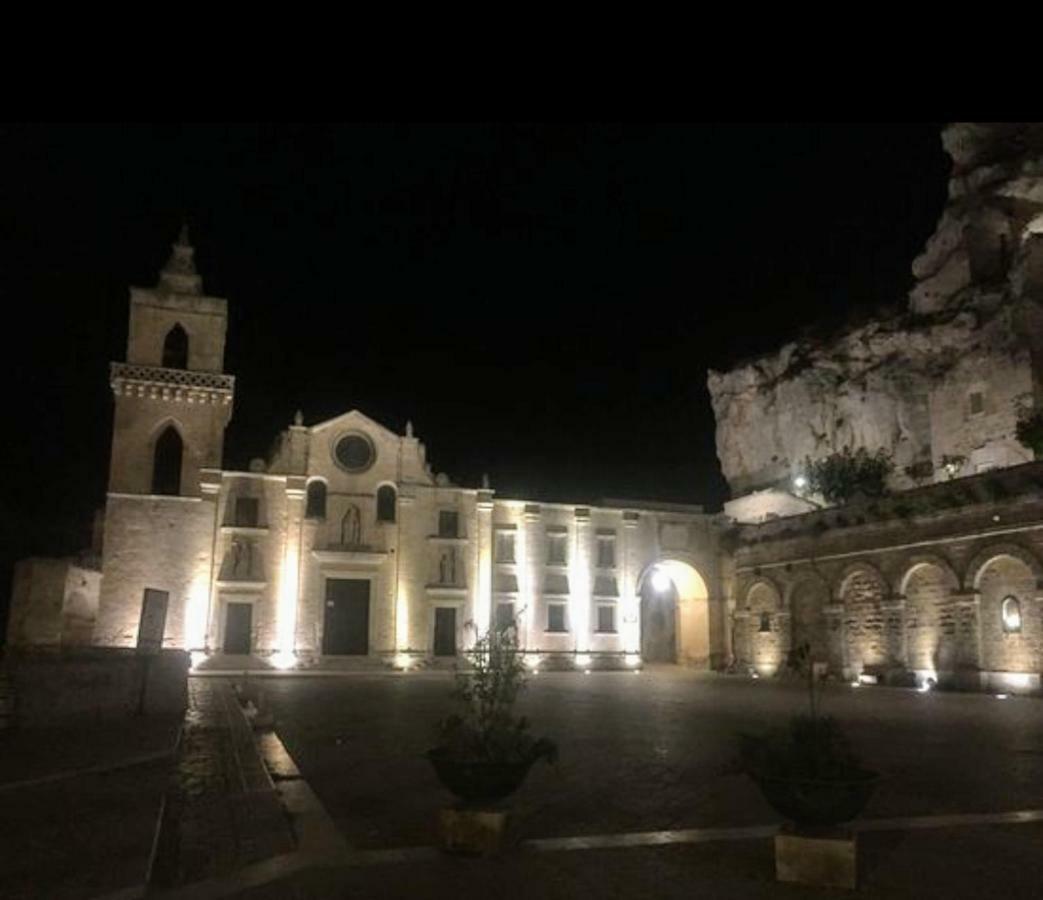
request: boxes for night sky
[0,123,949,628]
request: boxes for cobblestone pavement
[150,678,295,888]
[0,737,171,899]
[0,715,180,787]
[261,668,1043,850]
[228,822,1043,899]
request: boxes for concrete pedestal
[775,824,857,889]
[438,807,508,856]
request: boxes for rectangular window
[495,602,515,633]
[546,532,567,565]
[596,605,616,633]
[235,497,259,528]
[495,531,516,563]
[547,603,567,633]
[969,391,984,415]
[438,510,459,538]
[596,534,616,568]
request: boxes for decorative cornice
[110,362,234,405]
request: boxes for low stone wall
[2,647,189,726]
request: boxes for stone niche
[708,122,1043,506]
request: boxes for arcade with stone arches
[730,539,1043,690]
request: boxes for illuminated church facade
[46,229,721,670]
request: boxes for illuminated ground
[259,667,1043,851]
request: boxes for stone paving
[150,678,295,889]
[259,667,1043,850]
[0,717,179,899]
[227,822,1043,899]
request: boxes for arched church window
[152,426,183,496]
[758,612,772,633]
[377,485,396,523]
[305,481,327,519]
[162,324,189,369]
[1002,596,1022,634]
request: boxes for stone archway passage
[640,579,676,662]
[640,560,710,667]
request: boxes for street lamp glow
[651,568,672,593]
[793,474,808,490]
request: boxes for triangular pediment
[309,409,401,441]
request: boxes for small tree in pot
[738,642,878,888]
[427,623,556,854]
[739,642,877,827]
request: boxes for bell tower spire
[157,221,203,296]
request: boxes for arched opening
[376,484,396,523]
[976,554,1037,672]
[305,480,327,519]
[838,565,891,674]
[900,560,958,674]
[638,559,710,667]
[152,425,183,496]
[162,324,189,369]
[789,578,833,671]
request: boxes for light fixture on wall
[651,568,672,593]
[793,474,808,491]
[1002,596,1022,634]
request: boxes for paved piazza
[259,668,1043,851]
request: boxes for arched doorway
[638,559,711,666]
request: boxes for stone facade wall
[95,496,217,649]
[7,559,101,648]
[126,288,227,372]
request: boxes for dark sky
[0,122,950,621]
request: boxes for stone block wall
[4,647,188,725]
[728,465,1043,690]
[95,496,217,649]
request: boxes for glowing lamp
[793,474,808,490]
[271,651,297,671]
[651,569,672,593]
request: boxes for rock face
[709,123,1043,508]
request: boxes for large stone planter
[776,824,857,889]
[437,807,509,856]
[750,770,878,827]
[426,750,540,803]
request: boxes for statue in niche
[439,548,457,585]
[230,537,254,577]
[341,504,362,546]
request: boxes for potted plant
[738,642,878,888]
[740,642,877,827]
[427,623,557,854]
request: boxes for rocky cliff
[709,123,1043,501]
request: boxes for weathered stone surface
[709,123,1043,509]
[775,826,857,889]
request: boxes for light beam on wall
[278,546,299,657]
[186,576,209,651]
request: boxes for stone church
[8,226,721,670]
[8,122,1043,692]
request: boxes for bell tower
[108,225,234,496]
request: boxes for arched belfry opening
[152,425,183,495]
[162,324,189,369]
[638,559,710,666]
